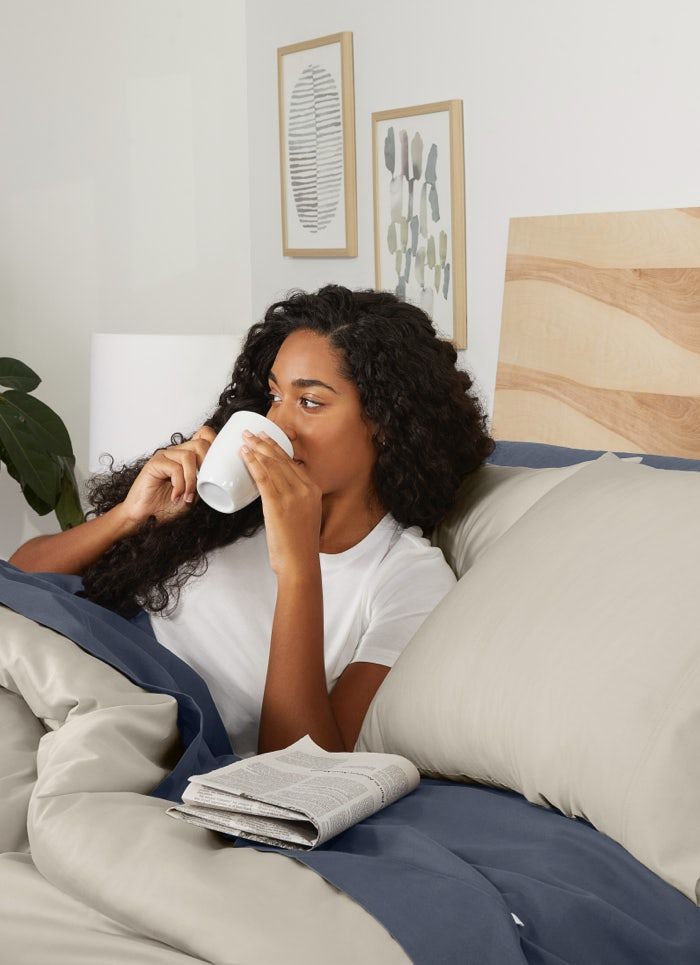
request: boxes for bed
[1,204,699,964]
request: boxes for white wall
[0,0,251,558]
[246,0,700,408]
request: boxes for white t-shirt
[149,513,456,758]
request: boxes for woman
[10,285,495,759]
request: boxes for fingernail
[241,444,250,453]
[185,493,194,503]
[242,429,253,437]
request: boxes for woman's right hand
[120,426,217,527]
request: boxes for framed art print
[277,32,357,257]
[372,100,467,348]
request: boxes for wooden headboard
[492,206,700,458]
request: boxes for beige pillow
[357,453,700,904]
[431,455,641,577]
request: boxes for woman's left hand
[240,430,322,578]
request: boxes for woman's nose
[266,404,297,443]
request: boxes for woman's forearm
[257,561,346,754]
[8,503,138,576]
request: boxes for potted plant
[0,357,84,530]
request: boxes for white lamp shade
[89,334,239,472]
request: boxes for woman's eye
[267,392,321,409]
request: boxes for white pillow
[431,456,642,577]
[358,453,700,904]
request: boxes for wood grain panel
[492,391,639,452]
[493,206,700,457]
[505,258,700,354]
[495,363,700,458]
[507,208,700,267]
[500,282,700,394]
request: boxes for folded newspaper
[165,734,420,849]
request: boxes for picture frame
[277,32,357,257]
[372,100,467,349]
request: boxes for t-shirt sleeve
[350,545,457,668]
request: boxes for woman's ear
[369,426,386,448]
[362,413,385,448]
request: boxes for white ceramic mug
[196,411,294,513]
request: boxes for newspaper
[165,734,420,849]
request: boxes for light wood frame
[277,32,357,257]
[372,100,467,349]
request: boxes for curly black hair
[80,284,495,618]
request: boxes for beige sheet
[0,605,409,965]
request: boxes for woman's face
[264,329,380,501]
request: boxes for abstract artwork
[372,100,466,348]
[277,32,357,257]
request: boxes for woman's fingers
[175,437,212,461]
[161,449,199,502]
[158,452,188,502]
[241,445,283,496]
[161,434,214,502]
[192,425,217,444]
[123,429,218,526]
[241,432,293,464]
[240,433,303,493]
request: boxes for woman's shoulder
[376,516,457,591]
[354,517,456,628]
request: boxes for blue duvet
[1,558,698,965]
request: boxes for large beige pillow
[431,455,641,577]
[357,453,700,904]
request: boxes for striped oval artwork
[288,64,343,233]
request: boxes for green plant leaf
[0,397,63,503]
[0,390,73,457]
[0,436,54,515]
[19,482,54,517]
[0,380,82,529]
[0,390,74,504]
[0,436,21,485]
[0,358,41,392]
[54,454,85,530]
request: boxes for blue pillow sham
[488,440,700,473]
